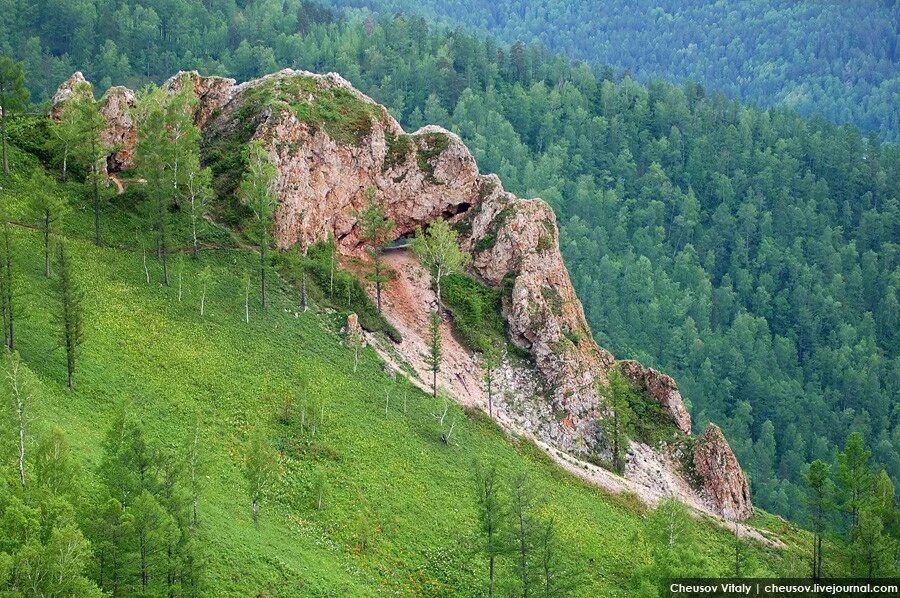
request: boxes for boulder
[693,424,753,520]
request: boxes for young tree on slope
[27,173,69,277]
[134,85,199,285]
[599,370,634,474]
[0,223,15,350]
[424,309,442,398]
[68,86,109,246]
[804,459,833,579]
[54,242,83,389]
[357,185,395,314]
[473,462,505,598]
[243,427,278,528]
[240,141,278,310]
[0,57,28,175]
[410,218,468,310]
[4,351,31,492]
[509,472,537,597]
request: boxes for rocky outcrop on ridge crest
[48,69,753,521]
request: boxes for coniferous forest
[0,0,897,593]
[327,0,900,141]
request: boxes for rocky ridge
[50,69,753,520]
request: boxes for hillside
[0,121,817,595]
[0,4,895,524]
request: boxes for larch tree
[27,173,69,277]
[599,370,633,474]
[836,431,874,535]
[240,141,278,310]
[0,57,28,175]
[424,309,442,398]
[1,223,15,350]
[481,338,500,418]
[410,218,468,310]
[538,516,567,597]
[54,242,84,389]
[509,472,537,598]
[804,459,833,579]
[134,85,198,285]
[474,462,505,598]
[357,185,395,313]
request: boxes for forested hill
[2,1,897,525]
[325,0,900,142]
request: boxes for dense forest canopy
[325,0,900,141]
[0,0,897,525]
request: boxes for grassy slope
[1,143,815,596]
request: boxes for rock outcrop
[618,360,691,434]
[49,72,90,119]
[98,86,137,173]
[48,73,136,174]
[693,424,753,521]
[48,69,752,520]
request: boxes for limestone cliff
[50,69,753,521]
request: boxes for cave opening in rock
[442,202,472,219]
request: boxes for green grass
[0,140,822,595]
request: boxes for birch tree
[70,87,108,246]
[410,219,469,309]
[240,141,278,310]
[5,351,30,492]
[243,428,277,528]
[186,165,212,258]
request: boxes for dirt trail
[109,174,125,194]
[366,248,781,547]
